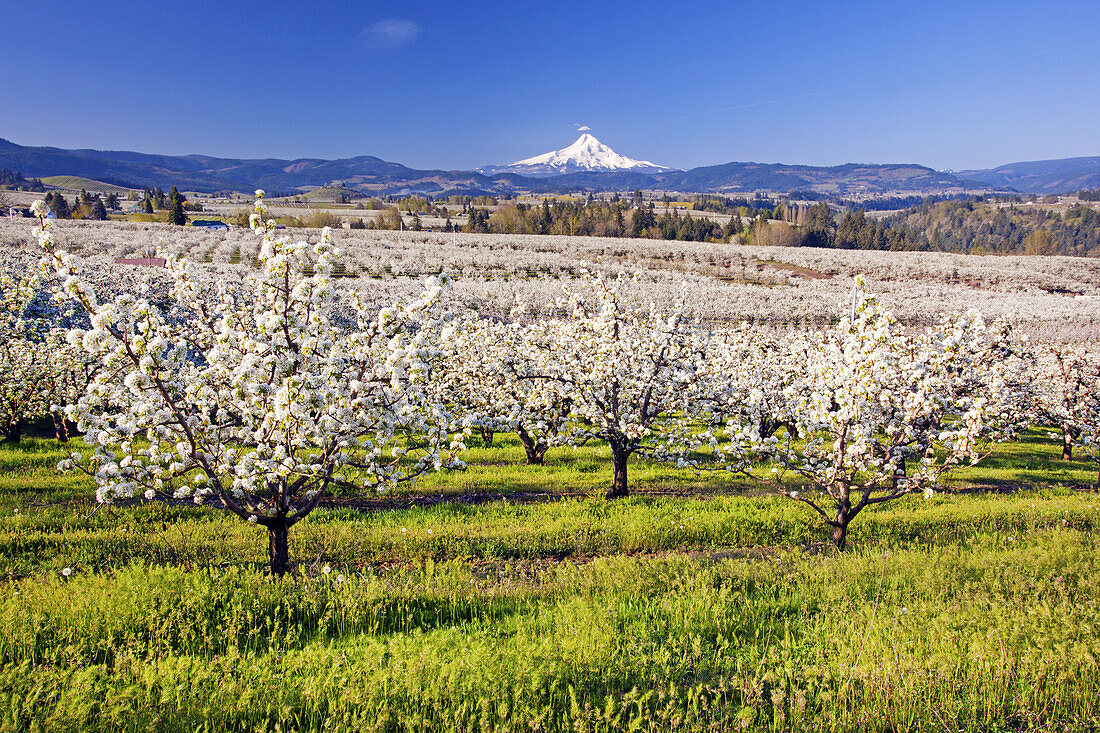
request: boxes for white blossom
[33,195,462,573]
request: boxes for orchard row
[1,193,1096,571]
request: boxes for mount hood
[479,133,675,177]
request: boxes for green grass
[410,428,1100,498]
[0,432,1098,730]
[41,176,137,194]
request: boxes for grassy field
[40,176,137,195]
[1,433,1098,731]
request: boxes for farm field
[1,434,1099,731]
[4,217,1100,340]
[3,213,1100,731]
[38,176,138,195]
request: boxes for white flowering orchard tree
[0,272,49,442]
[724,280,1028,551]
[38,329,99,442]
[445,312,572,464]
[532,272,714,498]
[0,261,93,442]
[35,193,461,574]
[1034,342,1100,463]
[438,315,508,447]
[707,324,811,441]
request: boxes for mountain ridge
[954,156,1100,194]
[2,136,1093,196]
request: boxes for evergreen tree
[167,186,187,226]
[92,198,108,221]
[464,208,490,233]
[631,205,655,237]
[48,192,72,219]
[802,202,835,248]
[142,196,154,214]
[539,200,552,235]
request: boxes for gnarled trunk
[831,519,849,552]
[3,421,21,444]
[606,446,630,500]
[524,442,548,465]
[1062,428,1073,461]
[268,519,290,576]
[475,426,494,446]
[516,427,548,465]
[52,413,69,443]
[830,492,853,552]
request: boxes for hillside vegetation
[875,200,1100,256]
[41,175,136,195]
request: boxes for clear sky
[2,0,1097,171]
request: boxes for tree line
[43,190,120,220]
[750,199,1100,256]
[0,169,45,192]
[461,199,735,243]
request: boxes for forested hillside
[881,200,1100,256]
[758,199,1100,256]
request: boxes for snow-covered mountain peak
[480,134,673,177]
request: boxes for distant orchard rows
[3,217,1100,341]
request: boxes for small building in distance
[191,219,229,230]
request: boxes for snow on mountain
[479,134,675,177]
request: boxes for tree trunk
[268,520,290,576]
[516,428,547,465]
[52,413,69,443]
[1062,429,1073,461]
[3,421,21,444]
[606,447,629,499]
[831,520,849,552]
[525,443,547,465]
[830,493,852,552]
[476,427,494,446]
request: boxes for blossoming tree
[36,193,461,574]
[723,280,1028,550]
[444,312,573,464]
[0,272,48,442]
[1034,343,1100,462]
[707,324,811,441]
[530,272,715,498]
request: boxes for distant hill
[0,138,503,196]
[301,185,361,202]
[657,162,973,195]
[41,176,137,194]
[956,157,1100,194]
[0,136,1008,196]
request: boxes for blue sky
[2,0,1097,170]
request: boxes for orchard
[8,193,1081,565]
